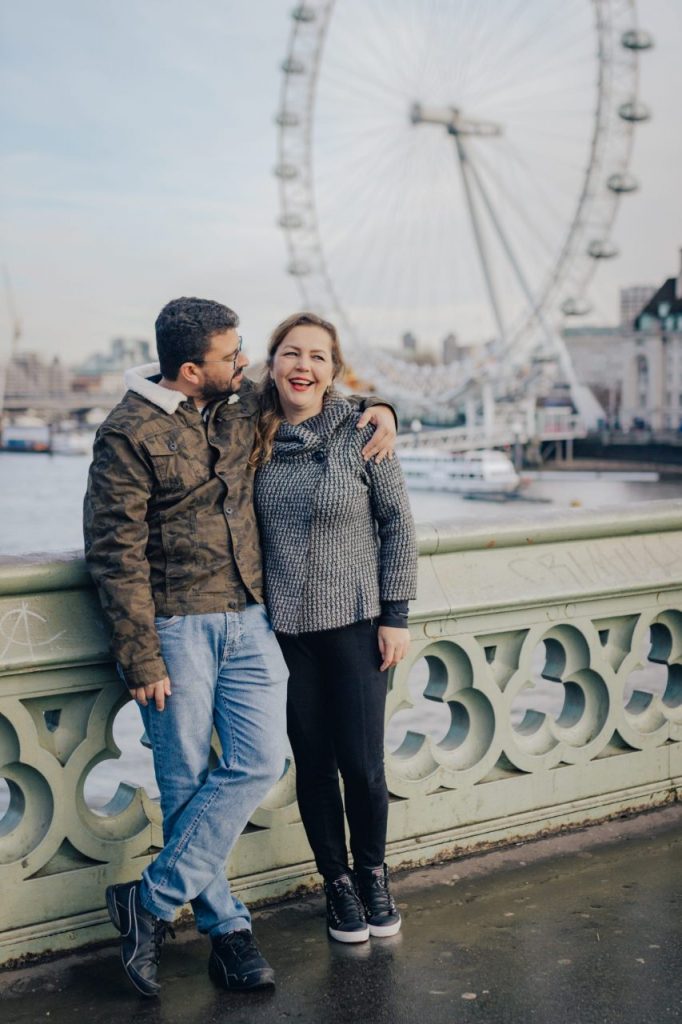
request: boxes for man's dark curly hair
[155,297,239,380]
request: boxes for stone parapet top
[1,499,681,590]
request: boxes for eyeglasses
[198,336,243,369]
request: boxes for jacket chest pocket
[141,433,208,492]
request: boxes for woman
[253,312,418,943]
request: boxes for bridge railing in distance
[1,502,681,965]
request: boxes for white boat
[398,446,520,494]
[50,429,96,456]
[1,415,50,452]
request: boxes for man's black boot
[106,880,174,997]
[209,929,276,990]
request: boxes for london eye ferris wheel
[274,1,654,405]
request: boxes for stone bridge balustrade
[0,502,681,965]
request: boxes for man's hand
[357,405,397,464]
[129,675,172,711]
[378,626,410,671]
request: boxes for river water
[2,451,681,555]
[0,452,679,812]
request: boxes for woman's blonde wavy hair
[250,312,345,467]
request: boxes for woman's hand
[357,405,397,463]
[378,626,410,671]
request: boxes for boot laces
[152,919,175,965]
[216,929,260,963]
[364,869,396,915]
[329,876,365,921]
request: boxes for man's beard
[199,373,242,403]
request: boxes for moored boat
[398,446,520,494]
[50,429,96,455]
[1,416,50,452]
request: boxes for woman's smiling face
[270,324,335,423]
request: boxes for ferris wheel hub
[410,102,503,137]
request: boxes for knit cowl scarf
[271,393,356,461]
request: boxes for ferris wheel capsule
[621,29,654,49]
[275,111,301,127]
[287,260,312,276]
[281,57,306,74]
[292,5,317,21]
[607,172,639,193]
[618,100,651,122]
[279,213,305,229]
[561,298,593,316]
[274,163,299,179]
[588,240,619,259]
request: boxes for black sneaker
[324,873,370,943]
[105,880,174,997]
[357,864,401,937]
[209,929,275,990]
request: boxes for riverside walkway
[2,807,681,1024]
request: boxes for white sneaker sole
[368,919,402,937]
[328,924,370,943]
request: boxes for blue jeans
[135,604,288,937]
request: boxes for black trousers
[277,620,389,881]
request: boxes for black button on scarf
[312,450,327,463]
[168,440,178,452]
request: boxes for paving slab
[2,806,681,1024]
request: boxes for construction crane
[3,267,22,355]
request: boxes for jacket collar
[124,363,187,414]
[125,362,251,416]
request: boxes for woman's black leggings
[277,619,389,881]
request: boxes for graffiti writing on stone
[0,603,65,662]
[507,536,682,589]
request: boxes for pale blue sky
[1,0,681,365]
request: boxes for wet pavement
[2,806,681,1024]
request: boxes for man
[83,297,396,998]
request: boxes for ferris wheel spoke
[479,64,597,114]
[464,37,595,110]
[321,148,431,274]
[470,150,555,342]
[325,139,461,334]
[316,128,417,194]
[328,4,424,99]
[318,63,416,111]
[487,4,595,83]
[471,146,565,268]
[462,20,595,107]
[317,140,425,260]
[314,121,412,162]
[475,137,585,303]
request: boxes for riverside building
[564,254,682,430]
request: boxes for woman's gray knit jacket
[254,394,418,635]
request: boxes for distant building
[442,332,458,365]
[621,252,682,430]
[72,337,152,396]
[563,269,682,428]
[4,353,70,402]
[620,285,656,328]
[401,331,417,355]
